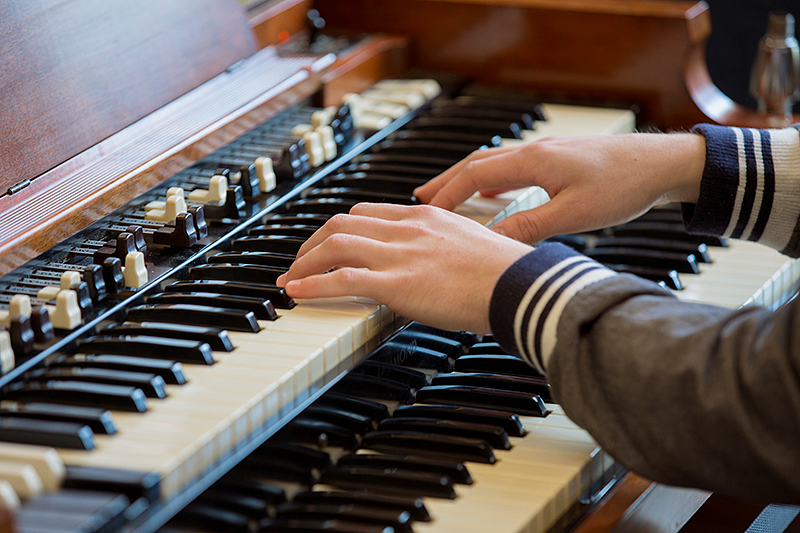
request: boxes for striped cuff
[688,124,800,256]
[489,243,615,374]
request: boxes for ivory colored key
[317,125,337,161]
[44,290,81,330]
[360,88,426,109]
[0,460,43,499]
[0,443,65,491]
[302,131,325,167]
[0,481,18,510]
[374,79,443,99]
[0,295,30,327]
[0,333,12,375]
[254,156,276,193]
[145,187,185,211]
[187,174,227,204]
[311,109,332,128]
[122,251,148,288]
[145,194,188,223]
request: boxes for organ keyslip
[0,1,797,532]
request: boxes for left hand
[276,203,533,333]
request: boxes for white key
[145,194,187,222]
[59,271,81,290]
[44,290,81,330]
[361,88,426,109]
[374,78,442,99]
[291,124,313,137]
[0,481,19,510]
[0,443,65,491]
[122,251,147,288]
[0,460,43,499]
[0,332,13,374]
[311,109,332,128]
[316,125,337,161]
[145,187,185,211]
[0,295,31,326]
[188,174,227,204]
[254,157,276,193]
[302,131,325,167]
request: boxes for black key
[19,491,129,533]
[208,251,297,269]
[318,466,456,499]
[284,198,359,216]
[197,488,270,519]
[217,479,286,506]
[82,264,108,302]
[391,330,465,359]
[611,221,727,247]
[8,314,35,355]
[393,404,526,437]
[63,466,160,502]
[201,185,247,220]
[252,442,332,470]
[101,322,233,352]
[606,263,683,290]
[454,354,544,378]
[407,117,522,139]
[127,303,260,333]
[336,162,440,180]
[303,187,417,205]
[274,502,413,533]
[191,263,285,286]
[374,139,480,161]
[238,456,317,485]
[79,335,216,364]
[5,381,147,412]
[0,402,116,434]
[0,417,94,449]
[361,431,496,464]
[450,95,547,121]
[292,490,430,522]
[152,212,198,248]
[466,342,507,355]
[324,173,426,194]
[425,106,536,130]
[586,248,699,274]
[265,214,331,227]
[257,517,394,533]
[416,385,548,417]
[164,280,295,309]
[30,306,55,343]
[102,257,125,294]
[402,323,478,348]
[315,393,389,422]
[279,418,359,449]
[337,453,472,484]
[369,342,453,372]
[378,417,511,450]
[353,153,453,171]
[51,354,186,385]
[431,372,552,401]
[353,361,428,389]
[146,292,277,320]
[593,237,711,263]
[27,367,167,398]
[248,225,319,239]
[390,128,504,147]
[233,235,305,255]
[333,374,415,404]
[301,406,374,435]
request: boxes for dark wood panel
[0,0,256,195]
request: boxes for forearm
[491,244,800,502]
[687,124,800,256]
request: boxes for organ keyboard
[1,1,795,532]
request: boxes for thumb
[491,200,569,244]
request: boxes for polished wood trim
[571,474,655,533]
[314,0,712,129]
[249,0,315,48]
[0,51,333,276]
[320,36,410,107]
[0,0,255,195]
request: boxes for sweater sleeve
[488,125,800,502]
[490,245,800,503]
[686,124,800,256]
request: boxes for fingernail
[276,274,286,286]
[492,227,507,237]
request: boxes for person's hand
[414,133,706,244]
[276,203,533,333]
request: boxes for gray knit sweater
[489,124,800,503]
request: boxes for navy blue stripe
[520,260,586,368]
[750,131,774,242]
[532,265,605,365]
[687,125,740,236]
[731,129,758,239]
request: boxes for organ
[0,0,798,532]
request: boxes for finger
[295,212,400,259]
[286,233,394,282]
[479,185,519,198]
[491,196,581,244]
[348,202,416,220]
[283,268,386,301]
[427,149,531,210]
[414,146,517,203]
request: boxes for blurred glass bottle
[749,11,799,126]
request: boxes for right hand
[414,133,706,244]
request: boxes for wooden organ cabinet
[0,1,797,532]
